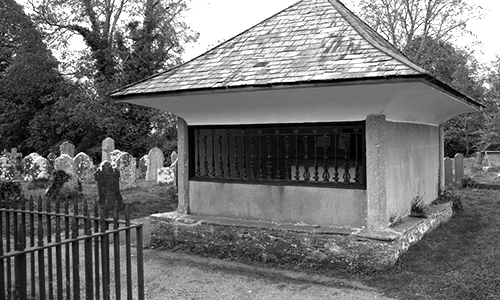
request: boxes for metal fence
[0,195,144,300]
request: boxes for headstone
[157,167,175,186]
[484,151,500,167]
[60,141,75,158]
[137,155,148,180]
[454,153,464,183]
[33,156,51,179]
[74,152,94,183]
[115,152,136,189]
[0,155,16,180]
[110,150,124,163]
[146,147,164,182]
[21,153,42,181]
[476,151,485,166]
[47,152,57,175]
[95,161,123,214]
[444,157,453,186]
[102,137,115,162]
[54,154,79,191]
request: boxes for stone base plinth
[150,203,452,270]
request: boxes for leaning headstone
[95,161,123,214]
[21,153,42,181]
[454,153,464,183]
[33,156,51,179]
[137,155,148,180]
[74,152,94,183]
[54,154,79,191]
[115,152,136,189]
[60,141,75,158]
[110,150,124,163]
[102,137,115,162]
[157,167,175,186]
[444,157,453,186]
[146,147,164,182]
[0,155,16,180]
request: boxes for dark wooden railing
[190,122,366,188]
[0,195,145,300]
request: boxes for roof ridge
[328,0,428,75]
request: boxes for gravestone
[137,155,148,180]
[454,153,464,183]
[157,167,175,186]
[95,161,123,214]
[110,150,124,163]
[0,155,16,180]
[54,154,80,191]
[102,137,115,162]
[146,147,164,182]
[33,156,51,179]
[476,152,485,166]
[444,157,453,186]
[21,153,41,181]
[47,152,57,175]
[115,152,136,189]
[74,152,94,183]
[60,141,75,158]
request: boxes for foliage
[435,189,463,213]
[410,195,426,218]
[0,180,22,201]
[461,176,478,189]
[45,170,82,199]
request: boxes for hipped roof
[110,0,481,110]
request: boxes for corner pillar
[177,117,190,214]
[438,124,444,190]
[365,114,387,229]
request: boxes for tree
[0,0,65,153]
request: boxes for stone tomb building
[111,0,483,268]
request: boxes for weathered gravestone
[115,152,136,189]
[137,155,148,180]
[33,156,51,179]
[60,141,75,158]
[95,161,123,214]
[21,153,42,181]
[47,152,57,175]
[157,167,175,186]
[444,157,453,186]
[0,155,16,180]
[110,150,124,163]
[454,153,464,183]
[102,137,115,162]
[74,152,94,183]
[54,154,80,191]
[146,147,164,182]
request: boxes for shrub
[410,195,427,218]
[0,180,22,203]
[461,176,478,189]
[434,189,463,213]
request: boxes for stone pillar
[438,125,444,190]
[454,153,464,183]
[177,118,190,214]
[365,114,387,229]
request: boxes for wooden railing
[0,195,144,300]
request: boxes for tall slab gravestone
[115,152,136,189]
[102,137,115,162]
[95,161,123,214]
[33,156,51,179]
[146,147,164,182]
[454,153,464,183]
[60,141,75,158]
[74,152,94,183]
[444,157,453,186]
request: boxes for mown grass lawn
[353,188,500,300]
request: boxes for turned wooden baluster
[343,134,351,183]
[266,135,272,179]
[196,129,201,176]
[242,130,247,178]
[333,127,339,182]
[218,134,224,177]
[322,134,330,182]
[226,129,231,178]
[284,135,291,179]
[250,135,256,178]
[303,135,310,181]
[203,134,209,176]
[294,129,300,180]
[234,134,240,178]
[313,130,319,181]
[354,126,361,183]
[211,130,216,177]
[275,130,281,179]
[259,130,264,179]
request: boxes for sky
[182,0,500,64]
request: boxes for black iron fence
[0,195,145,300]
[190,122,366,188]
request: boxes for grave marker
[454,153,464,183]
[74,152,94,183]
[444,157,453,186]
[115,152,136,189]
[146,147,164,182]
[60,141,75,158]
[102,137,115,162]
[95,161,123,214]
[137,155,148,180]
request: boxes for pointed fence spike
[37,196,43,212]
[29,195,34,211]
[46,196,51,212]
[55,197,60,213]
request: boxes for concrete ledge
[150,203,452,270]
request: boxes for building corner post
[177,117,190,214]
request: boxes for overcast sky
[183,0,500,64]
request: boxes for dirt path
[141,249,395,300]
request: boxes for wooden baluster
[46,197,54,300]
[343,134,351,182]
[211,130,216,177]
[234,134,240,178]
[218,134,224,177]
[303,135,310,181]
[29,196,36,299]
[275,130,281,179]
[259,130,264,179]
[313,130,319,181]
[266,135,272,179]
[284,136,291,179]
[323,135,331,182]
[333,128,339,182]
[226,129,231,178]
[242,130,247,178]
[354,127,361,183]
[196,129,201,176]
[203,134,209,176]
[250,135,256,178]
[294,129,300,180]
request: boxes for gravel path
[142,249,395,300]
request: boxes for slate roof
[111,0,431,97]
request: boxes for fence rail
[0,195,144,300]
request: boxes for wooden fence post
[15,220,27,300]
